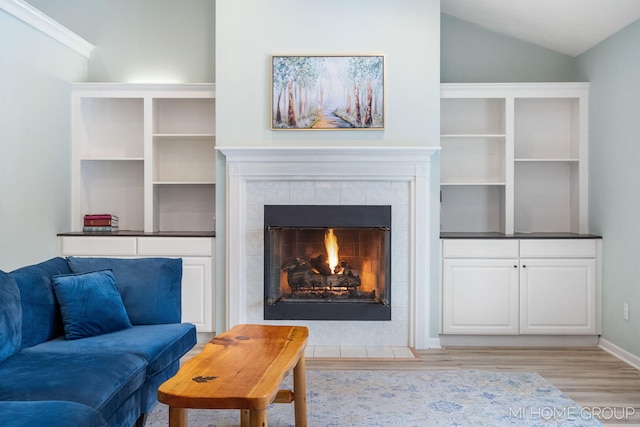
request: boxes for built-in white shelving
[70,83,216,233]
[440,83,589,234]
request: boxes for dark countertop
[441,232,602,239]
[58,231,216,238]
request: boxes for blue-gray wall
[25,0,215,83]
[442,14,579,83]
[576,20,640,358]
[0,8,87,271]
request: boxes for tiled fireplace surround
[219,146,438,350]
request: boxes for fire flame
[324,228,339,272]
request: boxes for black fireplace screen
[264,205,391,321]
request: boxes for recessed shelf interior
[153,98,216,135]
[80,160,144,231]
[153,136,216,183]
[441,98,505,135]
[514,162,580,233]
[153,184,215,232]
[441,185,505,233]
[515,98,580,160]
[79,97,144,158]
[440,136,506,184]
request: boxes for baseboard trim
[439,334,600,347]
[196,331,215,344]
[598,338,640,371]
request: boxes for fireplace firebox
[264,205,391,321]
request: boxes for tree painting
[272,55,384,130]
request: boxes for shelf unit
[71,83,216,233]
[440,83,589,234]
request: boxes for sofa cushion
[52,270,132,340]
[67,257,182,325]
[0,351,147,423]
[0,271,21,363]
[10,257,71,348]
[23,323,196,379]
[0,401,106,427]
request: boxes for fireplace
[218,146,438,349]
[264,205,391,321]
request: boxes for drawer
[60,236,137,256]
[137,237,213,256]
[519,239,597,258]
[442,239,519,258]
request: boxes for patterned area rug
[146,370,603,426]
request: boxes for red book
[84,214,118,220]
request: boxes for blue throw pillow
[52,270,132,340]
[0,271,22,363]
[66,257,183,325]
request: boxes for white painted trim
[219,146,440,349]
[440,334,600,347]
[599,338,640,371]
[0,0,94,58]
[72,83,216,97]
[427,337,442,349]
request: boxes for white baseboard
[427,337,442,349]
[196,331,215,344]
[598,338,640,371]
[439,334,600,347]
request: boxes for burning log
[309,254,332,276]
[281,255,361,291]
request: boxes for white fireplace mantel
[218,145,439,349]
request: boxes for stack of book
[83,214,119,232]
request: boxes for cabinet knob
[522,265,527,268]
[514,265,517,268]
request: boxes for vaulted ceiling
[441,0,640,57]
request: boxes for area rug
[146,369,603,426]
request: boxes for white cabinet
[71,83,216,233]
[58,235,215,333]
[443,258,519,334]
[440,83,589,234]
[519,238,598,335]
[441,238,600,336]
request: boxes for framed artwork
[271,54,385,130]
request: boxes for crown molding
[0,0,94,58]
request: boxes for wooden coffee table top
[158,324,308,411]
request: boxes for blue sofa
[0,256,197,427]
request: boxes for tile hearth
[308,346,417,359]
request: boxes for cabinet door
[180,256,214,332]
[443,259,519,334]
[520,258,596,334]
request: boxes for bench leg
[168,407,187,427]
[250,408,267,427]
[240,409,250,427]
[293,350,307,427]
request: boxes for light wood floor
[185,345,640,424]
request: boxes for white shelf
[514,158,579,163]
[441,134,506,139]
[80,157,145,162]
[153,133,216,138]
[441,182,506,186]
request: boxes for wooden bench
[158,324,308,427]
